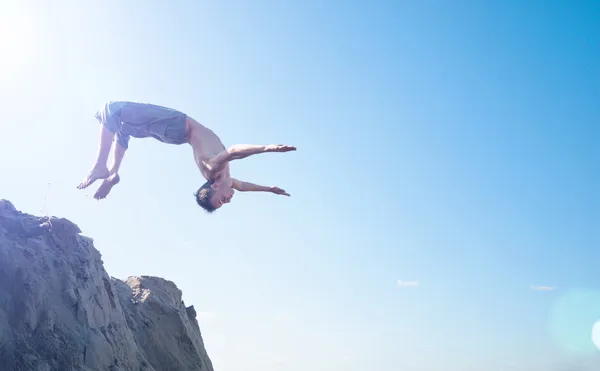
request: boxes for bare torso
[184,117,231,183]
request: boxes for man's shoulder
[194,150,229,175]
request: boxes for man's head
[194,180,235,212]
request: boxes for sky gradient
[0,0,599,370]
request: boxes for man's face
[210,184,235,209]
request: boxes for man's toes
[78,168,110,190]
[78,176,96,190]
[93,188,105,199]
[93,178,116,200]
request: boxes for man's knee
[95,101,125,134]
[115,132,130,150]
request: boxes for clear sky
[0,0,599,370]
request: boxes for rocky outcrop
[0,199,214,371]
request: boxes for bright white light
[591,320,600,350]
[0,9,35,82]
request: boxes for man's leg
[93,140,126,199]
[108,139,126,175]
[77,124,113,189]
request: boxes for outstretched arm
[232,178,290,196]
[207,144,296,173]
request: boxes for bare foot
[77,166,110,189]
[94,173,120,200]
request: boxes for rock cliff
[0,199,214,371]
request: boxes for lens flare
[549,288,600,355]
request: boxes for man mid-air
[77,101,296,212]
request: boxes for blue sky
[0,0,599,370]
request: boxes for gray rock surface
[0,199,214,371]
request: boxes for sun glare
[0,9,35,82]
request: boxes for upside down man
[77,101,296,212]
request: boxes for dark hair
[194,180,217,212]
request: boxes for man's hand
[265,144,296,153]
[269,186,290,196]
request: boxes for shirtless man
[77,101,296,212]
